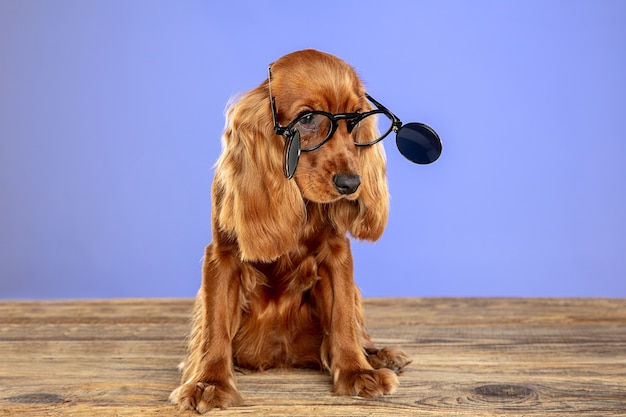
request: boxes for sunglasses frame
[268,67,402,152]
[266,66,442,179]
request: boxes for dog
[170,49,411,413]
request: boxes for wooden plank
[0,298,625,416]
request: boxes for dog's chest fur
[230,203,352,371]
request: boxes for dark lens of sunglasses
[284,130,301,179]
[396,122,442,164]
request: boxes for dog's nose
[333,173,361,195]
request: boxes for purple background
[1,1,625,299]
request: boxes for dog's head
[214,49,389,261]
[270,49,379,203]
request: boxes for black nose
[333,173,361,195]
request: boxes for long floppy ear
[349,140,389,241]
[212,82,305,262]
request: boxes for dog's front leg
[170,244,243,413]
[318,237,399,398]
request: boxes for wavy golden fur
[170,49,411,413]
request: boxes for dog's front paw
[333,368,399,398]
[170,380,243,413]
[366,347,412,373]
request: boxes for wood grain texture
[1,298,625,416]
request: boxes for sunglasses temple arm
[268,66,288,136]
[365,93,403,131]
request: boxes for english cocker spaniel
[170,49,411,413]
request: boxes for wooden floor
[0,298,625,416]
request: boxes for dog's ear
[350,142,389,241]
[213,83,305,262]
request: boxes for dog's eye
[295,113,333,149]
[297,114,318,132]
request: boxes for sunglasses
[268,67,442,179]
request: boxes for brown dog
[170,49,411,413]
